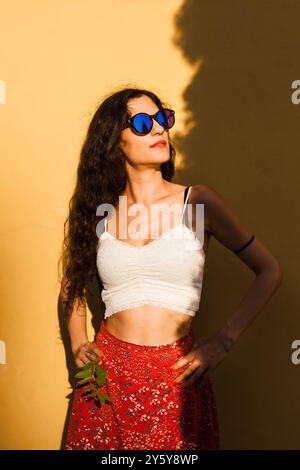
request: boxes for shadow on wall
[170,0,299,450]
[172,0,298,197]
[58,275,105,450]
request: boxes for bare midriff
[105,306,194,346]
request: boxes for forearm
[60,276,89,352]
[67,299,89,353]
[67,302,89,352]
[62,294,89,353]
[216,264,283,350]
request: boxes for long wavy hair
[58,87,177,322]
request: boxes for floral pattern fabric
[64,319,220,450]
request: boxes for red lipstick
[150,139,167,148]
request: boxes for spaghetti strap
[180,186,191,224]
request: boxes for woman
[60,87,283,450]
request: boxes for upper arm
[192,184,283,277]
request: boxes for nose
[151,117,165,135]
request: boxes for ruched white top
[96,186,205,319]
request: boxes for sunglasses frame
[123,108,175,136]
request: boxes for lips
[150,140,167,148]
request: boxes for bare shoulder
[190,183,243,235]
[190,183,219,202]
[188,184,215,232]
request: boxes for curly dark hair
[58,86,177,322]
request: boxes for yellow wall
[0,0,296,450]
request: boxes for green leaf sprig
[74,350,112,407]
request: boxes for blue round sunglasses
[123,108,175,136]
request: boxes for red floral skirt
[64,319,220,450]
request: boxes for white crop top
[96,186,206,319]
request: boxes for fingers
[86,351,97,362]
[174,361,203,385]
[78,352,91,365]
[172,348,202,370]
[172,355,191,370]
[91,343,101,355]
[173,353,210,385]
[74,341,103,366]
[171,336,211,373]
[88,346,103,364]
[75,359,85,368]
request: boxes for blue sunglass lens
[132,114,152,134]
[157,109,175,130]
